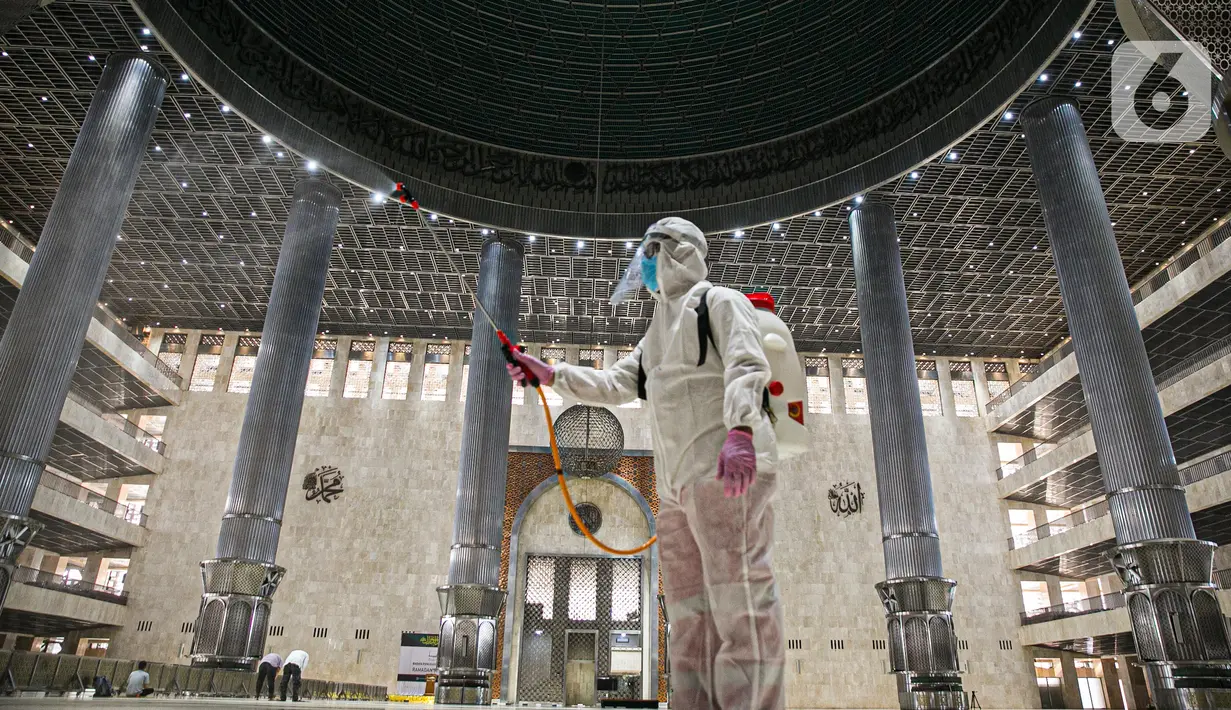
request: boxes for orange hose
[536,385,657,555]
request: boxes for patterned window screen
[227,336,261,394]
[343,340,376,399]
[382,342,415,400]
[190,334,225,392]
[158,332,186,373]
[985,361,1010,400]
[842,358,867,414]
[540,347,566,406]
[1018,361,1039,381]
[421,344,451,401]
[579,348,604,369]
[917,360,942,416]
[305,338,336,397]
[459,345,471,403]
[805,356,831,414]
[567,558,598,621]
[950,360,978,417]
[616,349,641,409]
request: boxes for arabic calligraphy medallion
[303,465,345,504]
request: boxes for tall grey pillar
[435,236,523,704]
[190,179,341,669]
[0,0,48,38]
[0,52,167,610]
[1022,97,1231,710]
[850,203,965,710]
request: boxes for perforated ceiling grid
[0,1,1229,355]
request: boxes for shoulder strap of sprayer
[637,288,716,400]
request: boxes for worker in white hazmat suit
[507,217,785,709]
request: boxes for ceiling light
[734,230,744,238]
[1107,39,1115,45]
[276,152,285,158]
[163,284,168,288]
[1002,112,1013,120]
[202,211,208,216]
[576,239,585,248]
[854,196,864,204]
[429,213,438,221]
[306,160,318,171]
[813,211,821,217]
[26,143,32,148]
[220,105,229,112]
[262,135,272,144]
[180,72,189,81]
[142,27,151,35]
[1039,74,1048,82]
[183,112,191,118]
[39,96,47,102]
[1072,31,1081,39]
[948,151,959,161]
[154,146,161,151]
[909,171,919,179]
[181,259,187,264]
[1074,81,1082,87]
[528,235,536,242]
[181,182,188,188]
[1124,84,1132,91]
[772,222,782,230]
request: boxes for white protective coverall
[550,217,785,709]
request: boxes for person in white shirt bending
[280,649,308,702]
[255,651,282,700]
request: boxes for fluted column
[1023,97,1231,710]
[850,203,965,710]
[0,52,167,610]
[435,236,523,704]
[190,179,341,669]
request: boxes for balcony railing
[39,472,147,527]
[1020,592,1124,625]
[64,389,166,456]
[12,566,128,604]
[0,230,182,388]
[1021,571,1229,626]
[997,441,1060,480]
[1009,500,1110,550]
[1008,450,1231,550]
[988,213,1231,415]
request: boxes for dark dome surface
[234,0,1003,160]
[138,0,1089,236]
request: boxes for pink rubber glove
[505,350,555,387]
[717,428,756,498]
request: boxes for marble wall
[108,333,1038,707]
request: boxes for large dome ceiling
[234,0,1003,161]
[136,0,1089,236]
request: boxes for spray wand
[393,183,656,556]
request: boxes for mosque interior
[0,0,1230,707]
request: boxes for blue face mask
[642,255,659,293]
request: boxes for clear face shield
[609,233,670,307]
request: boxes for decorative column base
[0,513,40,611]
[876,577,966,710]
[190,559,285,669]
[1108,539,1231,710]
[434,583,505,704]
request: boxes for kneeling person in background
[125,660,153,697]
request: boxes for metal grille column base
[877,577,965,710]
[190,559,285,669]
[0,514,40,610]
[434,584,505,705]
[1108,540,1231,708]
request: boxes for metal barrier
[1215,569,1231,590]
[0,651,387,700]
[1020,592,1125,625]
[38,472,147,527]
[986,212,1231,415]
[64,389,166,456]
[11,568,127,604]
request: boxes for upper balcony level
[0,231,181,411]
[986,216,1231,443]
[997,338,1231,509]
[1006,450,1231,579]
